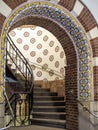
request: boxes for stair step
[34,89,50,93]
[34,101,65,106]
[32,112,66,120]
[33,106,65,112]
[34,96,64,101]
[8,125,66,130]
[31,118,66,129]
[34,87,50,92]
[34,92,57,96]
[34,85,42,88]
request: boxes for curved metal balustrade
[4,34,34,127]
[5,34,34,92]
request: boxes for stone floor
[8,125,65,130]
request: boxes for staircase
[5,34,66,129]
[31,85,66,129]
[6,34,33,92]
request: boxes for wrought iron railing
[5,86,31,127]
[5,34,34,92]
[5,33,65,128]
[5,74,33,126]
[5,34,34,127]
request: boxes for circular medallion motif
[49,70,54,76]
[24,31,29,37]
[37,57,42,63]
[16,38,22,44]
[55,61,59,68]
[43,49,48,55]
[43,35,48,41]
[23,45,29,50]
[60,51,64,58]
[49,55,54,61]
[49,41,54,47]
[37,43,42,49]
[55,46,59,52]
[30,51,36,57]
[42,64,48,70]
[36,71,42,77]
[37,30,42,36]
[60,67,64,74]
[30,38,36,44]
[31,65,36,70]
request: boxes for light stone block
[0,0,12,17]
[72,0,84,16]
[93,57,98,66]
[50,0,60,4]
[87,27,98,40]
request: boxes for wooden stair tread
[31,118,65,123]
[32,112,66,114]
[33,106,65,108]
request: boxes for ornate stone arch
[0,1,98,130]
[1,1,93,101]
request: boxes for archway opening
[1,1,94,130]
[5,16,78,129]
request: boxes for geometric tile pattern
[9,26,65,81]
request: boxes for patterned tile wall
[9,25,66,81]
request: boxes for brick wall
[59,0,76,11]
[0,14,6,34]
[65,64,78,130]
[77,6,97,32]
[90,37,98,57]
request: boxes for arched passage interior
[0,1,95,130]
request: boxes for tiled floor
[8,125,65,130]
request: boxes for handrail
[5,34,34,92]
[6,51,64,79]
[5,79,32,126]
[68,90,98,118]
[4,34,34,127]
[29,61,64,78]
